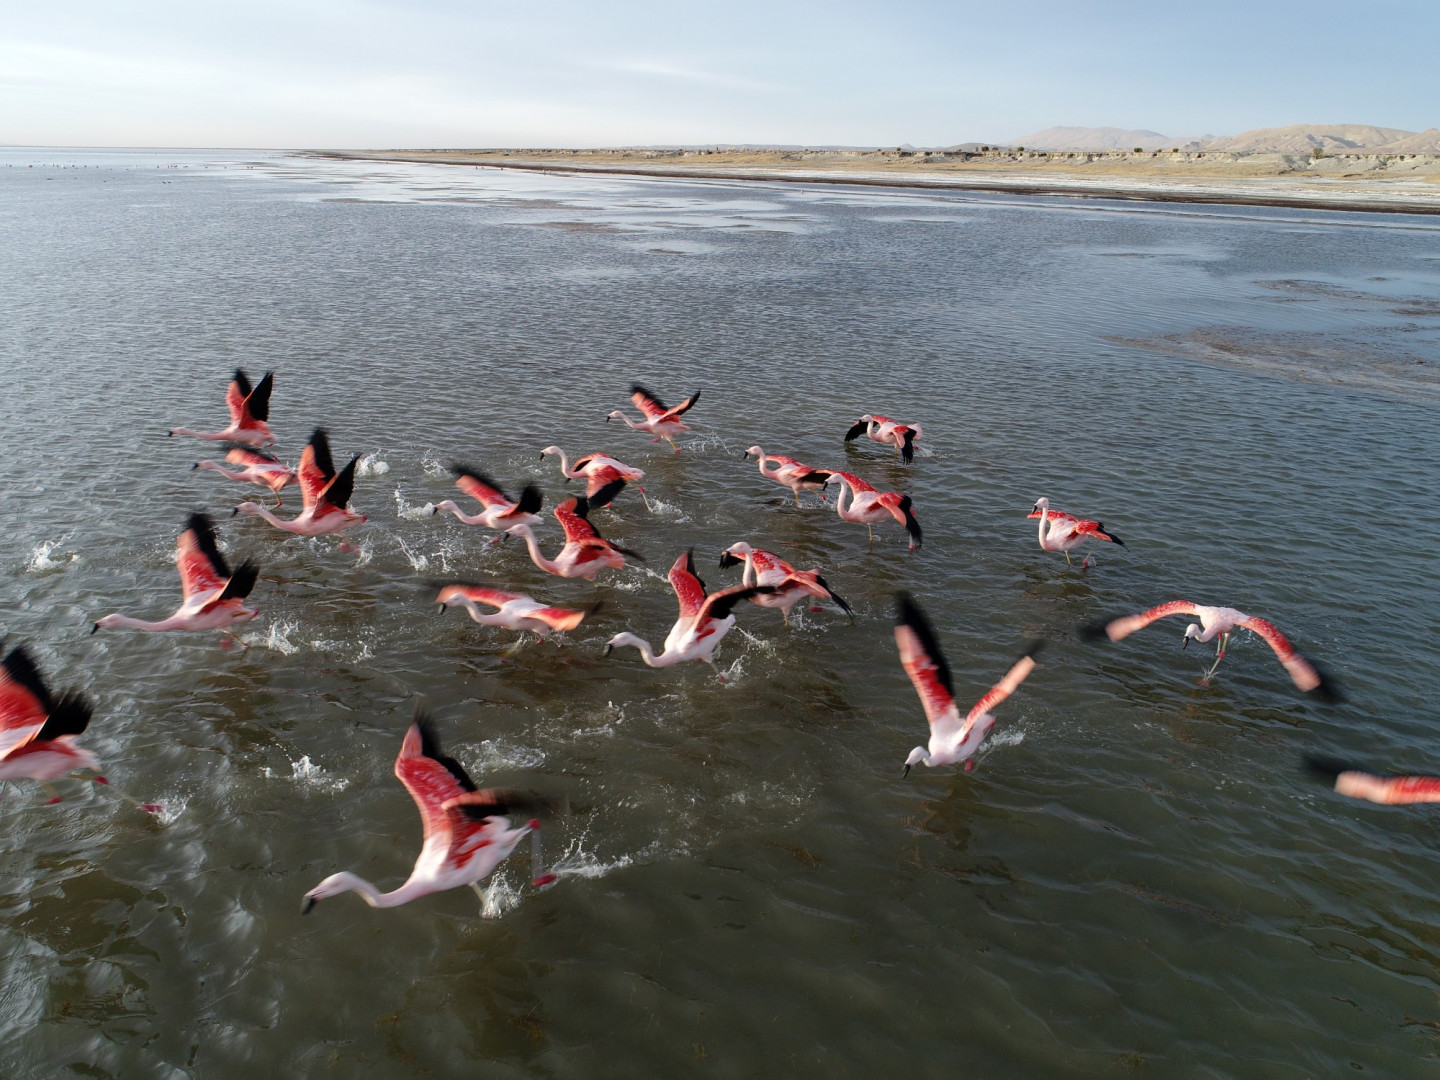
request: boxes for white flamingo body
[718,542,852,625]
[605,551,769,674]
[436,584,588,641]
[606,385,700,452]
[303,718,552,912]
[1030,497,1125,566]
[93,513,260,634]
[895,594,1039,774]
[844,414,922,461]
[235,428,365,536]
[169,369,276,446]
[193,444,296,504]
[434,467,543,532]
[540,446,645,507]
[743,447,832,505]
[825,471,922,549]
[506,496,636,581]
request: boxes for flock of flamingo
[0,368,1415,918]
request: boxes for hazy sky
[3,0,1436,148]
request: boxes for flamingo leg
[793,490,801,507]
[638,486,655,513]
[867,523,875,544]
[1064,551,1072,566]
[781,609,791,629]
[42,782,62,805]
[1205,633,1230,679]
[705,658,727,682]
[222,630,250,651]
[667,438,680,454]
[77,773,160,813]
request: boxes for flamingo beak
[190,462,199,470]
[90,623,99,635]
[903,764,912,779]
[602,644,614,657]
[1182,636,1190,650]
[436,604,445,615]
[301,897,317,915]
[230,507,239,517]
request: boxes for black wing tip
[185,511,231,579]
[516,483,544,515]
[684,548,706,595]
[1078,619,1112,643]
[1,643,55,710]
[588,478,625,509]
[844,420,867,442]
[38,690,94,741]
[1020,638,1046,661]
[718,552,742,569]
[901,430,916,463]
[232,368,253,395]
[248,371,274,420]
[413,712,478,793]
[323,456,360,510]
[894,592,953,692]
[219,560,260,602]
[1302,754,1356,786]
[815,576,855,617]
[571,495,592,520]
[1309,664,1344,704]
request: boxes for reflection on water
[1,147,1439,1076]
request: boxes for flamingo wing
[176,512,231,600]
[0,646,53,759]
[699,584,772,622]
[395,716,477,843]
[658,390,700,421]
[437,584,527,609]
[961,643,1042,737]
[451,466,511,509]
[225,443,281,468]
[528,606,588,632]
[669,550,708,618]
[242,371,273,423]
[844,420,868,442]
[225,369,253,425]
[1074,519,1124,546]
[1239,617,1334,697]
[317,455,359,511]
[1306,757,1440,804]
[832,470,877,494]
[1092,600,1201,642]
[297,429,338,511]
[586,467,628,508]
[884,494,923,549]
[554,496,601,543]
[894,594,961,739]
[630,385,671,420]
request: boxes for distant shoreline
[310,149,1440,217]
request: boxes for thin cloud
[602,59,785,93]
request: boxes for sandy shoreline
[309,148,1440,216]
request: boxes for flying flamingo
[504,496,641,581]
[606,384,700,452]
[895,593,1041,776]
[168,369,275,446]
[435,583,591,645]
[824,471,922,549]
[718,541,853,626]
[193,444,297,505]
[93,512,260,637]
[302,715,555,913]
[1305,757,1440,805]
[742,447,832,506]
[0,644,160,811]
[539,446,649,509]
[604,550,772,678]
[433,467,543,538]
[844,414,921,462]
[1081,601,1339,698]
[1029,497,1125,567]
[233,428,365,536]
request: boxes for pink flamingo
[606,384,700,452]
[895,593,1040,775]
[93,513,260,636]
[193,443,297,505]
[168,369,275,446]
[433,467,543,537]
[603,550,771,678]
[1306,757,1440,805]
[824,471,922,549]
[844,414,921,462]
[539,446,649,509]
[718,541,852,626]
[1083,601,1338,698]
[504,496,641,581]
[742,447,832,506]
[1029,497,1125,567]
[0,644,160,811]
[233,428,365,536]
[435,584,591,644]
[302,715,555,913]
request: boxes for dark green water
[2,148,1439,1078]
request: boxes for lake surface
[2,147,1440,1079]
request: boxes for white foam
[155,794,188,826]
[262,754,351,793]
[394,488,436,521]
[350,540,373,568]
[357,451,390,477]
[986,727,1026,749]
[459,738,546,772]
[243,619,300,654]
[26,537,77,573]
[479,875,523,919]
[395,536,429,572]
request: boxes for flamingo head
[92,614,123,633]
[232,502,263,517]
[1182,624,1203,649]
[504,523,532,539]
[605,410,625,422]
[903,746,928,777]
[539,445,561,458]
[718,541,754,569]
[602,632,643,657]
[743,445,762,460]
[301,872,366,914]
[1031,497,1049,515]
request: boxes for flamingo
[539,446,648,509]
[169,369,275,446]
[603,550,772,678]
[606,385,700,452]
[1081,601,1339,698]
[302,715,555,913]
[435,583,591,644]
[742,447,832,506]
[193,444,297,505]
[233,428,365,536]
[718,541,853,626]
[1305,757,1440,805]
[93,512,260,636]
[504,496,641,581]
[844,414,921,462]
[824,471,922,549]
[433,466,543,537]
[895,593,1041,775]
[1029,497,1125,567]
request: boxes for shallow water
[2,147,1440,1078]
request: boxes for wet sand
[310,148,1440,215]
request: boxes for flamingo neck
[97,613,188,632]
[615,634,675,667]
[1037,505,1052,546]
[334,872,433,908]
[553,450,580,477]
[438,501,486,526]
[513,527,563,574]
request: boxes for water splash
[394,488,436,521]
[26,538,78,573]
[243,619,300,654]
[357,451,390,477]
[458,738,546,772]
[262,755,351,793]
[350,540,373,568]
[479,874,523,919]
